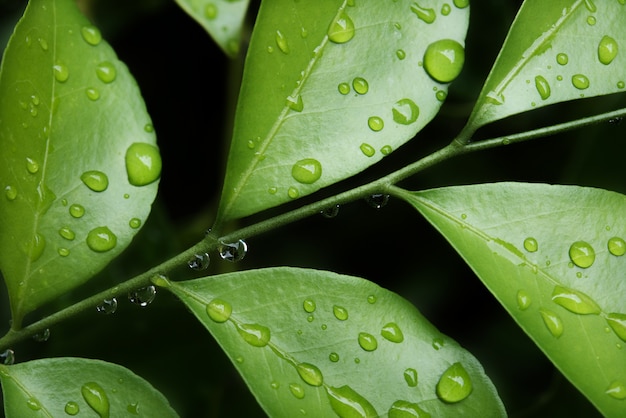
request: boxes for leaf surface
[0,0,161,325]
[399,183,626,417]
[467,0,626,130]
[0,357,178,417]
[174,0,250,57]
[217,0,469,221]
[156,267,506,417]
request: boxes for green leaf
[155,267,506,417]
[217,0,469,221]
[0,0,161,325]
[174,0,250,57]
[398,183,626,417]
[0,357,178,417]
[467,0,626,130]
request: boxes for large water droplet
[516,290,531,310]
[69,203,85,218]
[423,39,465,83]
[188,252,210,270]
[53,63,69,82]
[608,237,626,256]
[381,322,404,343]
[606,313,626,342]
[303,298,316,313]
[81,382,110,418]
[404,368,418,387]
[392,98,419,125]
[292,158,322,184]
[436,362,473,403]
[606,381,626,400]
[328,11,355,44]
[275,30,290,54]
[218,239,248,262]
[128,285,156,307]
[236,323,270,347]
[534,76,551,100]
[388,400,431,418]
[360,143,375,157]
[333,305,349,321]
[352,77,369,94]
[125,142,162,186]
[326,385,378,417]
[598,36,618,65]
[571,74,590,90]
[96,298,118,314]
[569,241,595,268]
[539,308,564,338]
[65,401,80,415]
[289,382,305,399]
[29,233,46,261]
[87,227,117,252]
[358,332,378,351]
[551,285,601,315]
[81,170,109,192]
[410,3,436,23]
[96,62,117,83]
[367,116,384,131]
[296,362,323,386]
[81,25,102,46]
[207,299,232,323]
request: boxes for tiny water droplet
[38,37,48,51]
[404,368,418,387]
[367,295,377,304]
[436,362,473,403]
[5,185,17,201]
[288,187,300,199]
[367,116,384,131]
[435,90,447,101]
[321,204,340,218]
[606,381,626,400]
[129,218,141,229]
[366,193,389,209]
[598,36,618,65]
[87,227,117,252]
[1,349,14,365]
[275,30,290,54]
[65,401,80,415]
[333,305,349,321]
[571,74,590,90]
[30,233,46,261]
[218,239,248,262]
[534,75,551,100]
[606,313,626,342]
[236,323,270,347]
[207,299,232,323]
[569,241,595,268]
[81,382,110,418]
[551,285,601,315]
[352,77,369,94]
[297,362,323,386]
[358,332,378,351]
[556,53,568,65]
[26,157,39,174]
[381,322,404,343]
[26,397,41,411]
[410,2,436,23]
[392,98,420,125]
[128,286,156,307]
[618,81,625,89]
[540,308,564,338]
[396,49,406,60]
[86,87,100,101]
[188,252,210,270]
[69,204,85,218]
[586,15,596,25]
[289,382,306,399]
[338,82,351,95]
[292,158,322,184]
[329,352,340,362]
[328,11,355,44]
[423,39,465,83]
[287,94,304,112]
[326,385,378,417]
[608,237,626,256]
[388,400,431,418]
[96,62,117,83]
[96,298,118,314]
[359,143,376,157]
[516,290,531,310]
[125,142,162,186]
[53,63,69,82]
[204,3,217,19]
[32,328,50,342]
[523,237,538,252]
[81,25,102,46]
[380,145,393,156]
[127,402,140,415]
[81,170,109,192]
[303,299,316,313]
[432,337,444,350]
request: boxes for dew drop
[352,77,369,94]
[37,37,48,51]
[571,74,590,90]
[392,98,420,125]
[53,63,69,82]
[367,295,377,304]
[432,337,444,350]
[388,400,431,418]
[69,204,85,218]
[128,285,156,307]
[551,285,601,315]
[539,308,564,338]
[290,382,306,399]
[598,36,618,65]
[321,204,340,218]
[606,313,626,342]
[556,53,568,65]
[275,30,290,54]
[328,11,355,44]
[129,218,141,229]
[326,385,378,417]
[404,368,418,387]
[606,381,626,400]
[236,323,270,347]
[333,305,349,321]
[358,332,378,351]
[453,0,469,7]
[367,116,384,131]
[96,298,118,314]
[329,352,340,362]
[26,397,41,411]
[32,328,50,342]
[396,49,406,60]
[360,143,376,157]
[435,90,447,101]
[569,241,595,268]
[30,233,46,261]
[188,252,210,270]
[87,227,117,252]
[5,185,17,201]
[423,39,465,83]
[86,87,100,101]
[26,157,39,174]
[297,362,324,386]
[81,382,110,418]
[436,362,473,403]
[516,290,531,310]
[608,237,626,256]
[1,349,15,365]
[303,299,316,313]
[207,299,232,323]
[287,94,304,112]
[410,3,436,23]
[441,3,452,15]
[81,25,102,46]
[338,82,351,95]
[80,170,109,192]
[366,193,389,209]
[125,142,162,186]
[218,239,248,262]
[288,187,300,199]
[65,401,80,415]
[381,322,404,343]
[292,158,322,184]
[127,402,140,415]
[96,62,117,83]
[380,145,393,155]
[523,237,538,252]
[534,76,551,100]
[204,3,217,19]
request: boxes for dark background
[1,0,625,416]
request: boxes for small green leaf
[156,267,506,417]
[399,183,626,417]
[217,0,469,221]
[174,0,250,57]
[0,357,178,417]
[467,0,626,130]
[0,0,161,325]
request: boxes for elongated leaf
[154,267,506,417]
[467,0,626,130]
[0,0,161,326]
[399,183,626,417]
[0,357,178,417]
[174,0,250,57]
[217,0,469,221]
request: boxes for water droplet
[367,295,377,304]
[297,362,323,386]
[556,53,568,65]
[275,30,290,54]
[127,402,140,415]
[303,299,316,313]
[338,82,351,95]
[329,352,340,362]
[236,323,270,347]
[96,62,117,83]
[307,315,314,322]
[87,226,117,252]
[80,25,102,46]
[188,252,210,270]
[26,157,39,174]
[381,322,404,343]
[290,383,306,399]
[423,39,465,83]
[516,290,531,310]
[96,298,118,314]
[288,187,300,199]
[321,204,340,218]
[81,382,110,418]
[608,237,626,256]
[128,286,156,307]
[404,368,418,387]
[358,332,378,351]
[144,123,154,133]
[129,218,141,229]
[367,116,384,131]
[204,3,217,19]
[69,204,85,218]
[453,0,469,7]
[388,400,431,418]
[37,37,48,51]
[65,401,80,415]
[30,233,46,261]
[333,305,349,321]
[326,385,378,417]
[551,285,601,315]
[26,397,41,411]
[218,239,248,262]
[292,158,322,184]
[539,308,564,338]
[618,81,625,89]
[206,299,232,323]
[410,3,436,23]
[396,49,406,60]
[5,185,17,201]
[328,11,355,44]
[598,36,618,65]
[125,142,162,186]
[287,94,304,112]
[366,193,389,209]
[392,98,420,125]
[586,15,596,25]
[436,362,473,403]
[571,74,590,90]
[569,241,595,268]
[359,143,376,157]
[32,328,50,342]
[523,237,538,252]
[81,170,109,192]
[606,381,626,400]
[1,349,15,365]
[435,90,447,101]
[352,77,369,94]
[53,63,69,82]
[606,313,626,342]
[85,87,100,101]
[431,337,445,350]
[534,76,551,100]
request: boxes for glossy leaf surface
[399,183,626,417]
[156,267,506,417]
[0,357,178,417]
[467,0,626,130]
[174,0,250,57]
[0,0,161,325]
[217,0,469,221]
